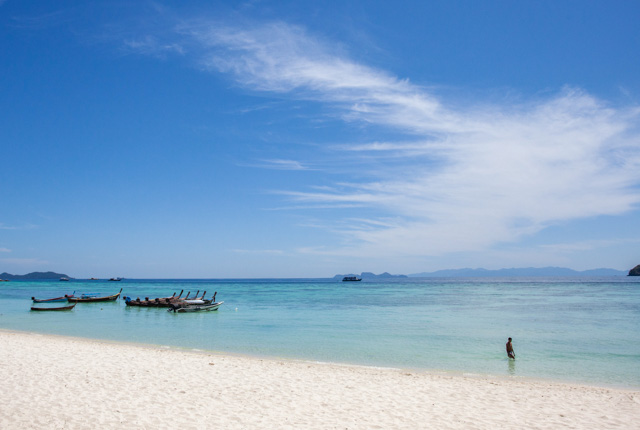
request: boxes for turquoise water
[1,277,639,388]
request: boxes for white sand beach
[1,330,638,429]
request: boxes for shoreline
[2,330,639,429]
[2,327,637,391]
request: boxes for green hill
[0,271,72,280]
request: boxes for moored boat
[32,291,75,303]
[169,302,223,313]
[124,290,185,307]
[124,296,180,307]
[124,291,217,308]
[342,276,362,282]
[67,288,122,303]
[31,303,76,311]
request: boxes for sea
[1,277,638,389]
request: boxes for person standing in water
[506,337,515,359]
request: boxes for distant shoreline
[1,266,633,280]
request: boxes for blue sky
[1,1,639,278]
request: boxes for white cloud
[258,159,309,170]
[0,248,11,253]
[144,20,640,259]
[540,238,640,252]
[123,35,184,56]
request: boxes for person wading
[506,337,515,359]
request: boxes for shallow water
[1,277,639,388]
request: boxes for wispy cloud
[0,223,38,230]
[0,258,49,266]
[134,19,640,258]
[232,249,284,255]
[9,10,72,29]
[259,159,309,170]
[123,35,185,57]
[0,247,11,253]
[540,238,640,252]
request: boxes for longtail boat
[124,290,184,308]
[124,290,218,308]
[169,301,224,313]
[67,288,122,303]
[32,291,75,303]
[31,303,76,311]
[124,296,178,307]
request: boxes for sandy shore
[1,330,638,429]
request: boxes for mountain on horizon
[409,267,627,277]
[332,272,408,280]
[0,271,71,280]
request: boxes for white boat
[182,299,208,305]
[169,301,224,313]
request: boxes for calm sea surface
[1,277,638,388]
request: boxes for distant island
[332,272,408,281]
[3,266,636,281]
[409,267,628,277]
[334,267,630,279]
[0,271,72,280]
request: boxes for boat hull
[32,296,73,303]
[125,297,177,307]
[171,302,223,313]
[31,303,76,311]
[67,289,122,303]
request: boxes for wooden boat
[124,290,185,307]
[124,290,218,308]
[124,296,179,307]
[67,288,122,303]
[31,303,76,311]
[32,291,75,303]
[169,301,223,313]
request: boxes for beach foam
[1,330,638,429]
